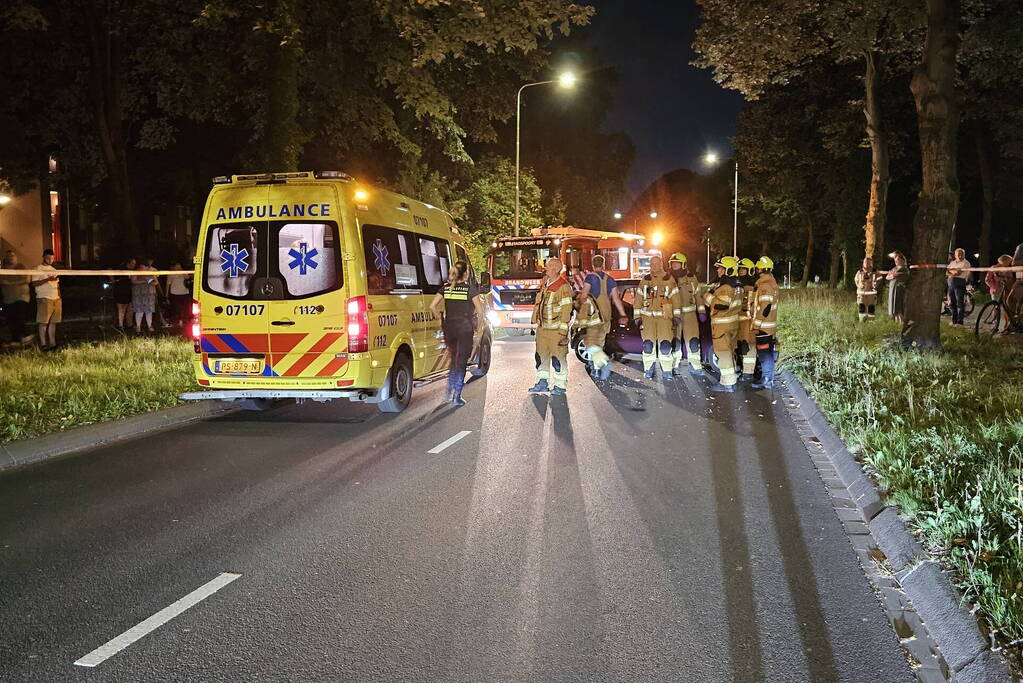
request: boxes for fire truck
[484,226,661,329]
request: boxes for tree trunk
[828,240,840,287]
[903,0,961,348]
[976,126,994,267]
[87,11,140,255]
[863,51,891,262]
[840,248,848,287]
[800,218,814,287]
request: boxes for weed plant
[780,288,1023,642]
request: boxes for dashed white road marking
[428,430,472,454]
[73,572,242,668]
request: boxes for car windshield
[491,246,555,279]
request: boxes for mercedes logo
[261,282,275,297]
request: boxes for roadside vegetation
[779,288,1023,643]
[0,337,193,443]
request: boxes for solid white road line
[428,430,472,454]
[73,572,242,668]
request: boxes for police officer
[578,255,627,381]
[636,255,681,379]
[430,261,483,406]
[529,258,574,396]
[668,252,704,376]
[854,257,883,322]
[736,257,757,381]
[704,256,741,392]
[750,256,780,390]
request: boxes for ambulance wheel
[470,336,492,377]
[378,353,413,413]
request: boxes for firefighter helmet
[714,255,740,276]
[668,252,688,266]
[738,257,755,272]
[756,256,774,272]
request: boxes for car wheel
[574,334,591,364]
[378,353,413,413]
[470,335,492,377]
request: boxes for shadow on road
[748,391,839,681]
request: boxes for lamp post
[705,226,712,284]
[703,151,739,255]
[515,72,576,236]
[613,210,659,235]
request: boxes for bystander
[31,248,61,351]
[947,248,971,326]
[0,250,34,347]
[165,262,191,332]
[886,251,909,324]
[131,261,157,333]
[112,257,136,330]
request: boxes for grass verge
[779,287,1023,645]
[0,337,194,443]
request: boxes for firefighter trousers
[857,293,877,322]
[642,316,675,374]
[535,327,569,389]
[738,318,757,377]
[711,324,738,387]
[583,320,611,371]
[673,313,702,371]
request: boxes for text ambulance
[181,171,491,413]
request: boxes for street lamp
[703,151,739,256]
[0,194,11,206]
[649,211,658,219]
[613,211,622,220]
[705,226,712,284]
[515,72,577,236]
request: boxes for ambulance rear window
[203,223,261,298]
[274,222,342,298]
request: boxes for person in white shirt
[31,249,61,350]
[947,248,972,326]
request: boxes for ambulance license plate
[214,359,263,374]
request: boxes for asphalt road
[0,336,914,682]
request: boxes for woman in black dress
[113,257,136,329]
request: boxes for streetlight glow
[613,211,622,220]
[703,152,720,166]
[558,72,577,88]
[0,194,11,206]
[651,231,663,247]
[649,211,658,219]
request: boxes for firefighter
[854,257,883,322]
[635,254,681,379]
[578,255,628,381]
[704,256,741,392]
[529,258,574,395]
[736,257,758,381]
[750,256,781,390]
[668,252,704,376]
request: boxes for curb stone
[778,370,1012,683]
[0,400,238,473]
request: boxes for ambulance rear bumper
[180,389,378,403]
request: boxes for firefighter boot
[528,379,549,394]
[751,338,776,390]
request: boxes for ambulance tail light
[191,299,201,352]
[347,296,368,353]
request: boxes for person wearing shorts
[32,249,62,351]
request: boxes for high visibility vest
[532,277,574,331]
[673,273,700,315]
[705,282,739,328]
[752,276,780,333]
[638,273,681,319]
[855,269,879,296]
[591,272,613,322]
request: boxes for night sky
[587,0,743,197]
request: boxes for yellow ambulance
[181,171,492,412]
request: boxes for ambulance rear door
[263,183,350,380]
[198,185,272,379]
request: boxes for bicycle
[974,292,1023,337]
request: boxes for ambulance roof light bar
[212,171,354,185]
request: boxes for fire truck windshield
[491,245,555,279]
